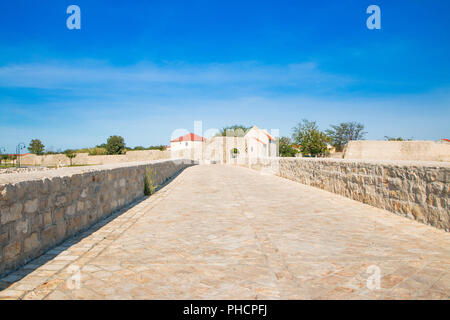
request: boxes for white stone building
[245,126,278,161]
[202,126,278,164]
[169,126,278,164]
[170,133,206,161]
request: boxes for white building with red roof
[170,133,206,151]
[170,133,206,161]
[203,125,278,164]
[244,125,278,160]
[169,126,277,163]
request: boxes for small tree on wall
[63,149,76,166]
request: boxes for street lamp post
[16,143,25,168]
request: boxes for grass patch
[0,163,16,168]
[144,167,158,196]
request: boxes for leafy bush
[88,147,108,155]
[148,145,167,151]
[63,149,76,165]
[279,136,298,157]
[74,148,90,153]
[106,135,126,155]
[292,119,330,157]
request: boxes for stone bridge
[0,164,449,299]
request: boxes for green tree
[28,139,45,155]
[325,122,366,152]
[106,135,126,155]
[292,119,329,157]
[279,137,297,157]
[218,125,251,137]
[63,149,76,166]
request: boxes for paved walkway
[0,165,449,299]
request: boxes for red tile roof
[4,153,31,156]
[264,131,274,141]
[170,133,206,142]
[253,137,266,145]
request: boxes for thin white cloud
[0,61,353,93]
[1,61,448,152]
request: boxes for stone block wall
[20,150,171,167]
[344,140,450,162]
[0,159,192,276]
[247,158,449,231]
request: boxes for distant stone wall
[246,158,449,231]
[20,150,171,167]
[171,147,204,162]
[0,159,193,276]
[344,140,450,162]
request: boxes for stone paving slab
[0,165,449,299]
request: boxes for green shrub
[148,145,166,151]
[63,149,76,166]
[88,147,107,155]
[144,167,158,196]
[74,148,90,153]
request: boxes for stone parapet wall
[344,140,450,162]
[20,150,171,167]
[246,158,449,231]
[0,159,193,276]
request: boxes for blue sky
[0,0,449,152]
